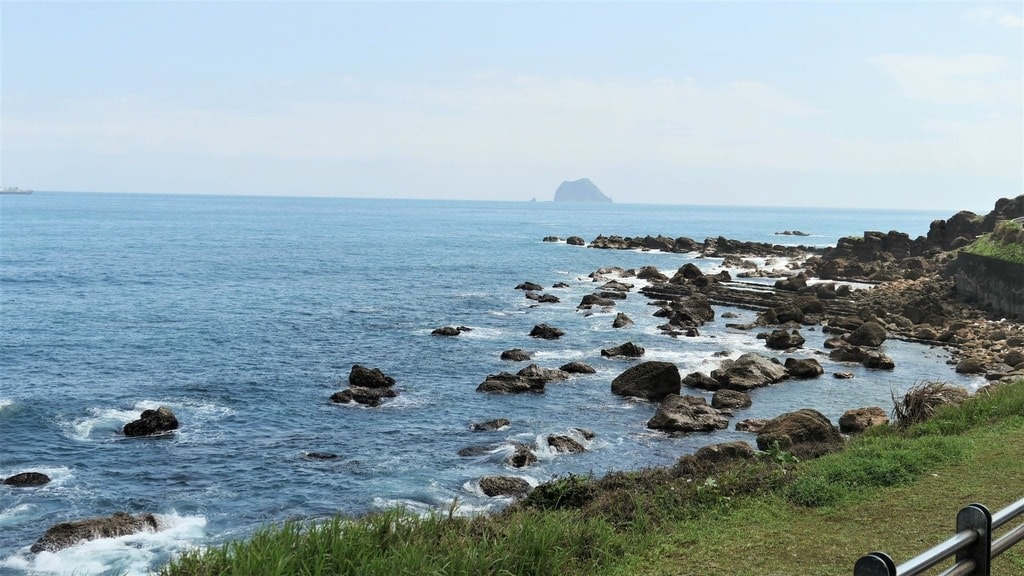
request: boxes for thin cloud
[868,54,1021,105]
[965,7,1024,28]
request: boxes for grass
[964,220,1024,265]
[159,379,1024,576]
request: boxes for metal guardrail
[855,496,1024,576]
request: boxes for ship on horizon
[0,186,33,194]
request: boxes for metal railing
[855,496,1024,575]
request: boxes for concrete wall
[953,252,1024,320]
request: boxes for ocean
[0,193,984,575]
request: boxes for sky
[1,1,1021,210]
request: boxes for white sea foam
[0,512,206,576]
[0,504,35,528]
[0,399,13,411]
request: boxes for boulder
[612,312,634,328]
[647,394,730,433]
[863,351,896,370]
[710,353,789,391]
[529,323,565,340]
[735,418,768,433]
[479,476,532,498]
[611,361,681,401]
[3,472,51,487]
[559,361,596,374]
[601,341,645,358]
[578,294,616,309]
[525,292,560,303]
[566,236,586,246]
[542,236,560,243]
[683,371,723,391]
[660,295,715,327]
[636,266,669,282]
[1005,350,1024,367]
[477,373,546,394]
[432,326,472,336]
[349,365,395,388]
[755,409,843,457]
[304,452,340,460]
[765,329,805,350]
[784,357,824,379]
[123,406,179,437]
[711,389,752,410]
[31,512,159,553]
[507,444,538,468]
[500,348,531,362]
[330,386,397,407]
[470,418,510,432]
[547,435,586,453]
[517,364,570,382]
[829,344,868,363]
[955,357,986,374]
[553,281,571,288]
[601,280,634,292]
[833,371,855,379]
[846,321,887,347]
[693,441,756,463]
[839,407,889,434]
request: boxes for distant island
[553,178,612,203]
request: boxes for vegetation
[964,220,1024,265]
[160,379,1024,576]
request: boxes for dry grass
[891,381,969,430]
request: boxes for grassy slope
[618,416,1024,576]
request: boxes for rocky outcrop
[611,361,681,401]
[432,325,472,336]
[470,418,510,432]
[647,394,730,433]
[477,373,546,394]
[755,409,843,458]
[578,294,617,309]
[784,357,824,379]
[601,341,645,358]
[349,365,396,388]
[612,312,634,328]
[507,444,538,468]
[710,353,789,391]
[711,389,752,410]
[693,441,756,463]
[525,292,560,303]
[4,472,50,487]
[559,361,596,374]
[500,348,531,361]
[566,236,586,246]
[515,282,543,291]
[517,364,570,382]
[332,365,398,407]
[682,371,723,391]
[479,476,532,497]
[846,321,887,347]
[31,512,159,553]
[547,435,586,453]
[123,406,179,437]
[765,329,805,350]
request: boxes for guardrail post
[956,504,992,576]
[854,551,896,576]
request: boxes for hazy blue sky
[2,1,1021,210]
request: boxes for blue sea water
[0,193,983,574]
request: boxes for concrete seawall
[953,252,1024,320]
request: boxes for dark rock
[123,406,179,437]
[508,445,538,468]
[647,394,730,433]
[863,351,896,370]
[839,407,889,433]
[833,371,855,379]
[529,323,565,340]
[598,291,627,300]
[829,344,868,363]
[671,263,705,283]
[611,361,681,401]
[711,389,752,410]
[516,282,543,291]
[955,357,986,374]
[566,236,585,246]
[349,365,396,389]
[525,292,560,303]
[847,321,887,347]
[31,512,159,553]
[432,326,471,337]
[517,364,570,382]
[682,371,722,391]
[470,418,510,432]
[479,476,532,497]
[330,386,397,407]
[601,280,634,292]
[305,452,340,460]
[755,409,843,458]
[735,418,768,433]
[477,373,546,394]
[458,444,498,457]
[559,362,596,374]
[500,348,531,362]
[710,353,789,391]
[612,312,634,328]
[765,329,805,350]
[636,266,669,282]
[553,281,571,289]
[601,341,645,358]
[578,294,616,309]
[3,472,51,487]
[542,236,560,243]
[1005,350,1024,367]
[694,441,756,463]
[547,435,586,453]
[784,357,824,379]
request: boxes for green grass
[964,221,1024,265]
[159,379,1024,576]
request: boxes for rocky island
[553,178,613,203]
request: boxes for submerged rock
[500,348,531,362]
[32,512,159,553]
[3,472,50,487]
[529,323,565,340]
[470,418,510,432]
[547,435,586,453]
[123,406,179,437]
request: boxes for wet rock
[529,323,565,340]
[559,362,596,374]
[765,329,805,350]
[601,280,634,292]
[611,361,681,401]
[3,472,50,487]
[578,294,617,309]
[547,435,586,453]
[683,371,722,391]
[507,444,538,468]
[470,418,510,432]
[525,292,560,303]
[500,348,531,362]
[784,357,824,379]
[735,418,768,433]
[711,389,752,410]
[647,394,730,433]
[31,512,159,553]
[846,321,887,347]
[432,326,472,336]
[839,407,889,434]
[829,344,868,363]
[542,236,560,243]
[517,364,570,382]
[330,386,397,407]
[863,351,896,370]
[477,373,546,394]
[756,409,843,458]
[349,365,396,388]
[833,371,855,380]
[566,236,585,246]
[636,266,669,282]
[955,357,987,374]
[601,341,645,358]
[304,452,340,460]
[612,312,634,328]
[479,476,532,497]
[123,406,179,437]
[516,282,543,291]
